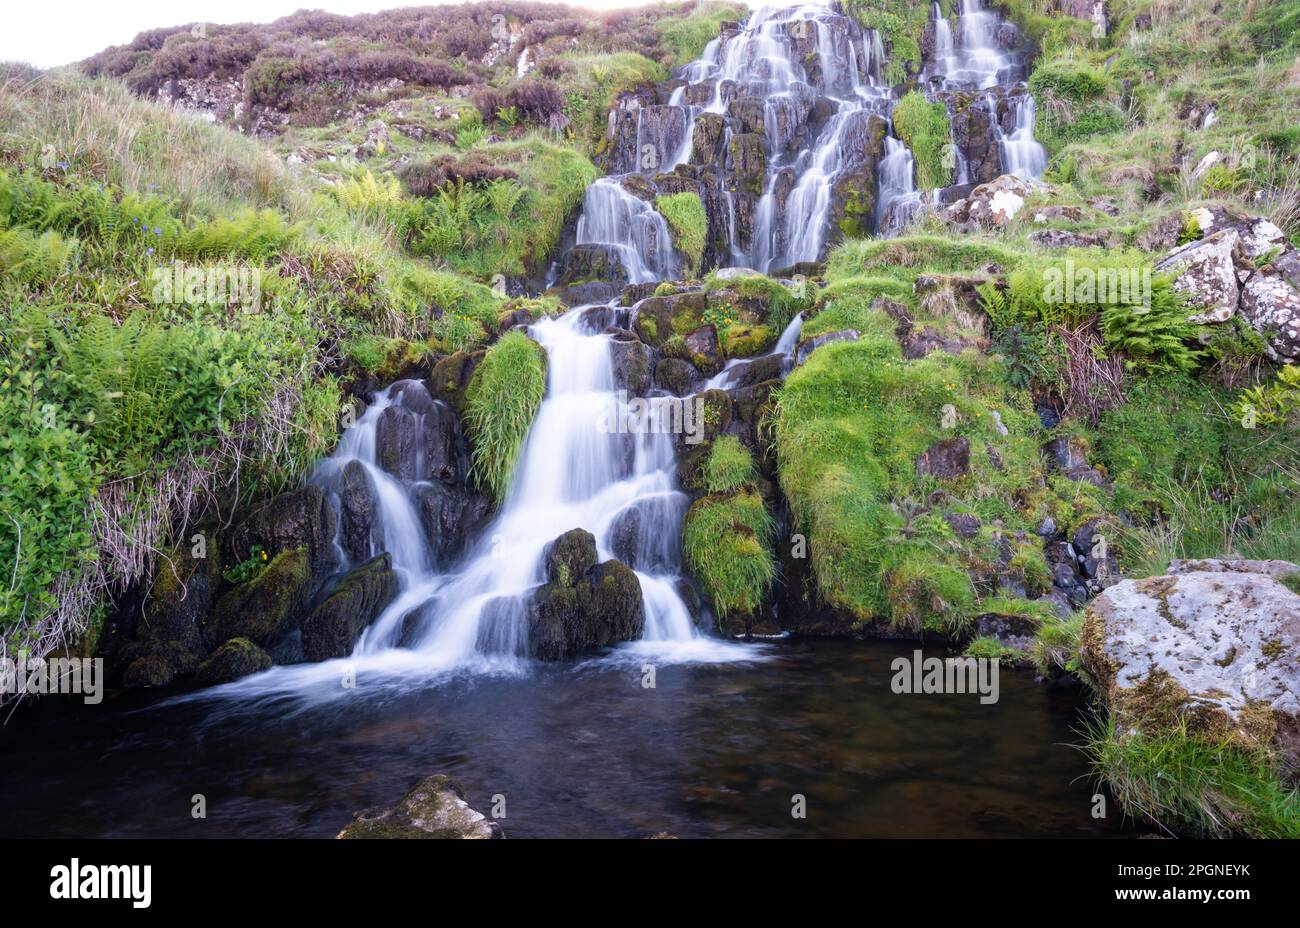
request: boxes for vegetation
[655,192,708,277]
[463,330,548,505]
[891,91,952,190]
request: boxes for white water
[998,93,1047,180]
[574,178,680,283]
[876,136,926,236]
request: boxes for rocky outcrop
[944,174,1034,230]
[1081,560,1300,775]
[338,775,503,839]
[526,529,645,660]
[1154,209,1300,360]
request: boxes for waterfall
[704,311,806,391]
[922,0,1047,183]
[575,178,679,284]
[336,305,743,669]
[997,93,1047,180]
[876,136,926,236]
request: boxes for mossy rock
[205,547,312,648]
[428,349,484,413]
[196,637,273,686]
[723,323,774,358]
[338,775,502,839]
[300,554,400,661]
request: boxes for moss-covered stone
[196,637,273,685]
[300,554,400,661]
[338,775,502,839]
[204,547,312,648]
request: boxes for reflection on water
[0,639,1124,838]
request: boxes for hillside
[1,0,1298,840]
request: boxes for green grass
[655,192,708,277]
[891,91,952,190]
[463,330,547,505]
[701,435,755,494]
[654,2,749,67]
[682,488,777,622]
[1085,715,1300,838]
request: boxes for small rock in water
[338,775,502,839]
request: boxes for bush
[682,489,776,620]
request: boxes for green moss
[891,91,952,190]
[464,330,548,505]
[683,489,777,621]
[964,636,1024,661]
[655,192,708,277]
[722,323,774,358]
[655,2,750,67]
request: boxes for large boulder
[299,554,400,661]
[338,775,502,839]
[1080,561,1300,775]
[195,637,273,686]
[1154,228,1241,323]
[525,529,645,660]
[224,484,338,581]
[944,174,1034,230]
[338,460,385,563]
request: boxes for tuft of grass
[891,91,952,190]
[1084,715,1300,838]
[655,192,708,277]
[701,435,755,494]
[464,330,547,505]
[682,489,777,621]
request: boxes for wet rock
[130,538,225,674]
[204,548,313,648]
[547,280,619,307]
[945,92,1003,186]
[828,113,888,237]
[655,357,704,396]
[607,329,654,395]
[227,485,337,580]
[556,244,630,288]
[729,133,766,195]
[300,554,400,661]
[122,655,176,689]
[376,406,419,483]
[1043,437,1106,485]
[195,637,273,686]
[690,112,727,166]
[413,480,491,565]
[427,350,481,412]
[421,400,464,484]
[338,459,385,563]
[527,529,645,660]
[973,611,1038,655]
[915,437,970,480]
[338,775,502,839]
[684,324,723,375]
[1081,563,1300,775]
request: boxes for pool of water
[0,638,1124,838]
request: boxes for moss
[722,323,774,358]
[655,192,708,277]
[964,636,1025,661]
[464,330,548,505]
[205,547,311,645]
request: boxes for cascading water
[574,178,679,283]
[921,0,1047,185]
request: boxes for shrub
[682,489,777,620]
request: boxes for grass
[891,91,952,190]
[463,330,548,505]
[655,192,708,277]
[1085,715,1300,838]
[654,2,749,67]
[701,435,754,494]
[682,488,777,623]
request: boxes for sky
[1,0,760,70]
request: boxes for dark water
[0,639,1124,838]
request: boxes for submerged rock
[338,775,502,839]
[1081,561,1300,774]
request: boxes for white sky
[2,0,761,70]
